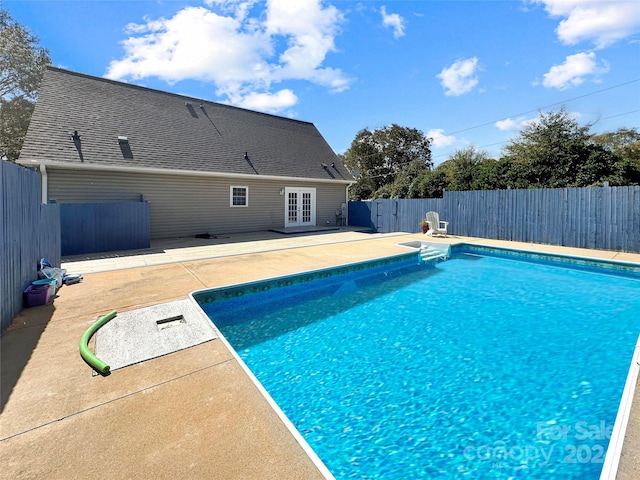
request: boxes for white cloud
[541,51,609,90]
[496,111,580,131]
[495,116,535,131]
[495,118,521,131]
[108,7,271,85]
[436,57,480,96]
[532,0,640,49]
[380,6,406,39]
[264,0,349,92]
[426,129,456,148]
[105,1,351,114]
[230,88,298,113]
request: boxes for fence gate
[375,200,398,233]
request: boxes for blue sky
[6,0,640,165]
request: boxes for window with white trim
[230,186,248,207]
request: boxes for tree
[501,108,618,188]
[0,8,50,160]
[472,157,510,190]
[407,168,448,198]
[342,124,432,200]
[440,146,489,191]
[592,128,640,161]
[591,128,640,185]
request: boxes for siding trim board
[20,160,351,198]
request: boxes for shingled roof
[19,67,352,182]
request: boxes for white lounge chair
[425,211,448,237]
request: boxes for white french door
[285,187,316,227]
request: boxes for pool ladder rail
[419,245,450,264]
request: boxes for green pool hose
[79,310,117,374]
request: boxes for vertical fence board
[1,161,61,333]
[59,202,150,256]
[349,185,640,253]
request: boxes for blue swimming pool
[195,246,640,479]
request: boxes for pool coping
[600,334,640,479]
[190,240,640,478]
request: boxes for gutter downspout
[40,163,48,204]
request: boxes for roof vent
[118,136,133,159]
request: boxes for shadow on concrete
[61,228,374,264]
[61,246,169,263]
[1,304,55,413]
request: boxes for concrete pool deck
[1,229,639,479]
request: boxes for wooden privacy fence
[349,185,640,253]
[1,161,60,332]
[59,202,150,256]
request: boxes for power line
[357,108,640,169]
[357,107,640,164]
[432,109,640,159]
[349,82,640,166]
[594,109,640,124]
[430,78,640,141]
[350,82,640,163]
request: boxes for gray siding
[47,168,347,239]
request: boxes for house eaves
[19,159,354,185]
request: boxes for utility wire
[431,78,640,141]
[348,82,640,171]
[593,109,640,123]
[356,107,640,171]
[354,107,640,166]
[431,108,640,159]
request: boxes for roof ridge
[45,66,315,126]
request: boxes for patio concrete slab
[2,230,640,479]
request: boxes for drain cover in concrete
[94,298,217,372]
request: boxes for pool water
[197,250,640,479]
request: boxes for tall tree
[341,124,432,199]
[0,8,50,160]
[502,108,617,188]
[441,146,488,191]
[591,128,640,185]
[592,128,640,160]
[471,157,510,190]
[407,168,448,198]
